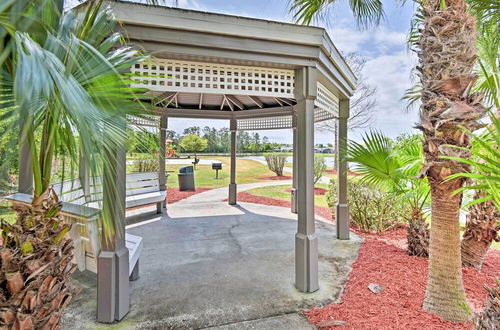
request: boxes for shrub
[264,154,286,176]
[134,155,159,172]
[314,156,327,184]
[326,179,411,233]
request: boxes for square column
[294,66,319,293]
[336,100,350,240]
[158,116,168,212]
[291,113,298,214]
[97,128,129,323]
[228,119,237,205]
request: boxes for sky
[69,0,421,144]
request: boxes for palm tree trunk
[474,279,500,330]
[461,191,499,269]
[418,0,485,321]
[407,208,429,257]
[423,177,471,321]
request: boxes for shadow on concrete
[62,203,362,329]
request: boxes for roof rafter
[225,95,245,110]
[248,95,263,108]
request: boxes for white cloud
[362,51,419,138]
[329,25,406,56]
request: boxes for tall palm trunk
[407,208,429,257]
[417,0,485,322]
[461,191,499,269]
[424,178,471,321]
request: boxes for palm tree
[459,14,499,270]
[0,0,149,327]
[289,0,489,322]
[445,111,500,328]
[347,132,431,256]
[407,0,486,321]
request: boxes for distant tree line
[127,126,281,154]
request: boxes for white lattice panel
[131,59,295,98]
[127,115,159,128]
[314,107,336,122]
[315,82,339,120]
[237,116,293,130]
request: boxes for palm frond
[289,0,384,28]
[347,130,402,186]
[443,112,500,209]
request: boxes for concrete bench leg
[156,201,164,214]
[129,259,139,281]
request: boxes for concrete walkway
[62,185,362,330]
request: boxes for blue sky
[70,0,420,144]
[168,0,420,144]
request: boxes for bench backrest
[52,179,86,204]
[52,172,162,204]
[125,172,161,196]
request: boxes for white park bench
[6,171,166,279]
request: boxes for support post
[291,113,298,214]
[336,100,350,240]
[18,118,33,195]
[97,124,129,323]
[294,67,318,293]
[158,116,168,212]
[228,119,237,205]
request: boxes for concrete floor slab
[62,202,362,330]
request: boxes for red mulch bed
[257,175,292,181]
[167,187,211,204]
[237,192,290,208]
[236,191,500,330]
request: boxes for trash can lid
[179,165,194,173]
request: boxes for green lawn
[166,156,275,189]
[245,183,330,208]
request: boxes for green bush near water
[326,179,411,233]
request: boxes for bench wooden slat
[126,172,159,181]
[126,179,159,189]
[126,186,160,196]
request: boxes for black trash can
[178,165,195,191]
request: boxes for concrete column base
[290,188,297,214]
[228,183,237,205]
[336,204,350,240]
[97,247,130,323]
[295,233,319,293]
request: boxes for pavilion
[20,0,357,323]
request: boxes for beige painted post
[336,100,350,239]
[294,66,319,293]
[228,119,237,205]
[291,112,298,214]
[97,123,129,323]
[158,116,168,212]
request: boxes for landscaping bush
[264,154,286,176]
[134,155,159,172]
[314,156,327,184]
[326,179,411,233]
